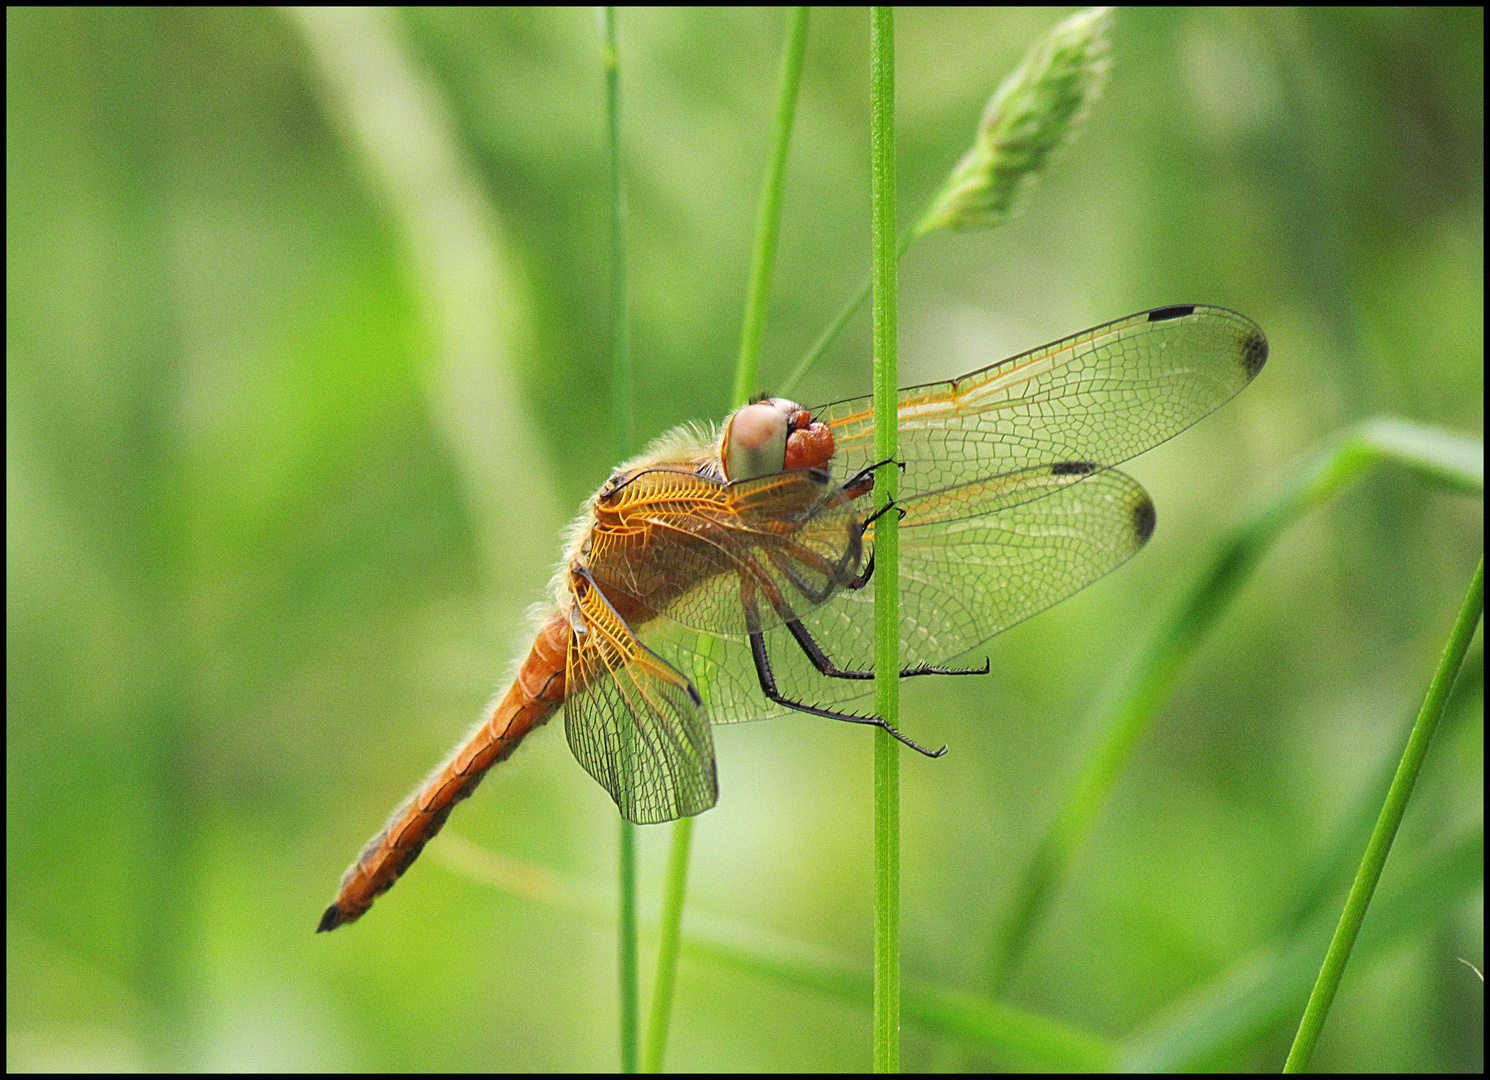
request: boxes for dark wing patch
[1051,460,1099,476]
[1241,329,1269,379]
[1132,493,1157,544]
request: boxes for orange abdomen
[318,610,571,932]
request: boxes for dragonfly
[319,303,1267,932]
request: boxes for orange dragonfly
[319,303,1267,932]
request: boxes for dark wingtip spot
[1051,460,1099,476]
[686,682,703,707]
[317,904,349,933]
[1148,305,1195,322]
[1133,496,1157,545]
[1241,329,1269,379]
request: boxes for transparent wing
[564,573,717,824]
[796,465,1157,673]
[635,465,1156,722]
[637,613,879,726]
[587,467,864,638]
[818,305,1268,498]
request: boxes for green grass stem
[642,815,695,1073]
[732,7,810,408]
[1121,823,1484,1071]
[638,11,811,1073]
[618,815,639,1072]
[1282,556,1484,1072]
[600,8,639,1072]
[869,8,901,1072]
[603,7,631,461]
[778,6,1111,398]
[989,418,1484,992]
[429,810,1481,1068]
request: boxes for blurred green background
[6,6,1482,1072]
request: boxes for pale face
[720,398,835,481]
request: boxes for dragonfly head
[722,398,835,481]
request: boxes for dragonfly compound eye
[784,417,834,472]
[723,401,791,481]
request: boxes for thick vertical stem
[618,814,639,1073]
[604,7,631,461]
[869,7,900,1073]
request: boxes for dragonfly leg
[783,613,983,680]
[838,503,904,589]
[860,500,904,529]
[744,556,981,681]
[763,539,865,605]
[842,456,906,499]
[746,623,946,759]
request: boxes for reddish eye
[784,420,834,471]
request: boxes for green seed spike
[912,6,1112,239]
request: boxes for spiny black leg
[784,618,870,680]
[768,548,837,605]
[829,709,947,758]
[844,456,906,496]
[860,501,905,529]
[747,628,946,758]
[917,657,992,676]
[783,615,984,680]
[844,503,903,590]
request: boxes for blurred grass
[991,419,1484,991]
[1286,556,1482,1071]
[645,9,810,1074]
[6,6,1482,1072]
[596,7,641,1071]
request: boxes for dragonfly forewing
[819,305,1267,499]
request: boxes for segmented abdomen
[317,610,570,932]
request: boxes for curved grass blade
[427,832,1117,1070]
[989,420,1484,992]
[428,822,1478,1071]
[644,9,812,1073]
[1282,557,1483,1072]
